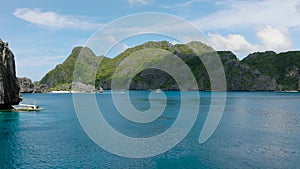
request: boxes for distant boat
[13,103,43,112]
[155,89,162,93]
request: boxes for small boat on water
[155,89,162,93]
[13,103,43,112]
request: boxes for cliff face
[18,77,49,93]
[0,39,21,108]
[129,68,179,90]
[219,51,279,91]
[242,51,300,91]
[18,77,34,93]
[40,41,298,91]
[128,51,279,91]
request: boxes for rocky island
[1,40,299,94]
[39,41,300,92]
[18,77,49,93]
[0,39,21,109]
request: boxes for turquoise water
[0,92,300,168]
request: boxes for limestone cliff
[0,39,21,108]
[18,77,34,93]
[18,77,49,93]
[40,41,299,91]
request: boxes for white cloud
[208,33,257,56]
[208,25,293,57]
[256,25,292,51]
[193,0,300,30]
[13,8,101,29]
[128,0,153,5]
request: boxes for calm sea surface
[0,91,299,168]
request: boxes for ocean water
[0,91,299,168]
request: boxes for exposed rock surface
[0,39,21,108]
[219,51,280,91]
[18,77,34,93]
[242,51,300,91]
[72,82,94,92]
[33,82,49,93]
[128,49,280,91]
[129,68,179,90]
[18,77,49,93]
[40,41,299,91]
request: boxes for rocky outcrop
[40,41,299,91]
[129,68,178,90]
[72,82,94,92]
[242,51,300,91]
[18,77,49,93]
[128,51,280,91]
[33,82,49,93]
[219,51,280,91]
[0,39,21,109]
[18,77,34,93]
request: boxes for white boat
[155,89,162,93]
[13,103,43,112]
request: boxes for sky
[1,0,300,81]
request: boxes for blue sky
[1,0,300,81]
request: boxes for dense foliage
[242,51,300,90]
[40,41,300,91]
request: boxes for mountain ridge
[39,41,300,91]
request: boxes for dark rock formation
[242,51,300,91]
[18,77,49,93]
[128,51,280,91]
[72,82,94,92]
[0,39,21,109]
[129,68,179,90]
[219,51,280,91]
[40,41,299,91]
[33,82,49,93]
[18,77,34,93]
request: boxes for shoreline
[19,90,300,94]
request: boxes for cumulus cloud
[193,0,300,30]
[208,33,257,56]
[13,8,101,29]
[128,0,153,5]
[208,25,292,57]
[256,25,292,51]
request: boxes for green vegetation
[242,51,300,90]
[39,41,300,91]
[40,47,102,88]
